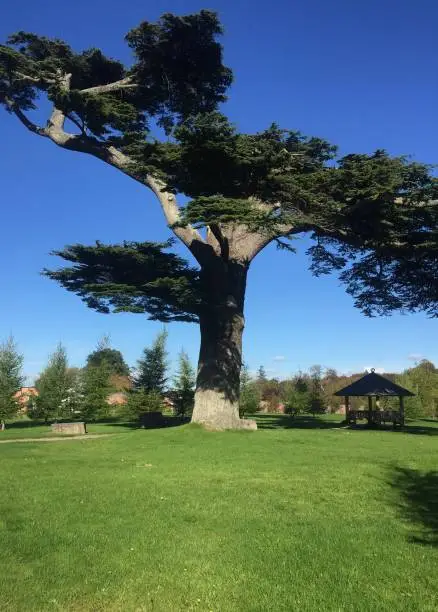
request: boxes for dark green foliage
[86,346,130,377]
[135,330,168,394]
[45,142,438,320]
[125,11,232,132]
[282,372,311,415]
[81,362,113,422]
[284,385,310,416]
[307,365,326,415]
[173,350,195,416]
[34,344,71,422]
[1,8,437,366]
[256,366,267,383]
[159,118,337,215]
[1,11,231,139]
[0,337,24,426]
[125,390,163,422]
[306,152,438,317]
[44,241,201,323]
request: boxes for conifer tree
[34,344,70,423]
[81,360,113,422]
[86,335,130,376]
[135,330,168,394]
[173,349,196,416]
[0,336,24,430]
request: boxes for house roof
[334,370,415,397]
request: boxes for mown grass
[0,421,132,439]
[0,415,437,611]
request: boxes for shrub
[125,390,163,421]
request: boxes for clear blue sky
[1,0,437,382]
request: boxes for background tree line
[240,361,438,419]
[1,332,437,428]
[0,332,196,428]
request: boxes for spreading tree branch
[79,77,137,95]
[4,96,46,136]
[6,71,206,261]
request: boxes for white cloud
[408,353,424,362]
[273,355,286,362]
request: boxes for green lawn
[1,415,437,611]
[0,420,132,439]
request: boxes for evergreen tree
[81,361,113,422]
[307,365,326,415]
[284,388,308,416]
[173,349,196,416]
[2,11,437,430]
[34,344,71,423]
[86,335,130,376]
[257,366,267,383]
[79,338,115,421]
[135,330,168,394]
[125,390,163,422]
[0,337,24,430]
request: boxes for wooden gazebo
[334,369,414,427]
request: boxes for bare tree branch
[46,72,72,132]
[6,66,207,259]
[79,77,137,95]
[206,224,227,257]
[7,108,207,260]
[145,176,206,254]
[4,96,46,136]
[14,72,56,85]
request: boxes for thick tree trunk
[191,260,257,430]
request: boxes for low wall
[51,422,86,435]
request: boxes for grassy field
[0,415,437,611]
[0,420,132,439]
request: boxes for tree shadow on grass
[398,424,438,436]
[253,414,438,435]
[103,416,190,430]
[5,420,47,430]
[6,416,190,433]
[254,414,345,430]
[389,466,438,547]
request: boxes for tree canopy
[34,343,71,422]
[86,342,130,377]
[1,11,436,321]
[0,337,24,426]
[135,330,168,394]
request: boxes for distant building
[14,387,38,413]
[106,392,128,406]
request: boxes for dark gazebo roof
[334,370,415,397]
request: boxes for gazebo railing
[346,409,404,427]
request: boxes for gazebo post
[399,396,405,426]
[368,396,373,425]
[345,396,350,423]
